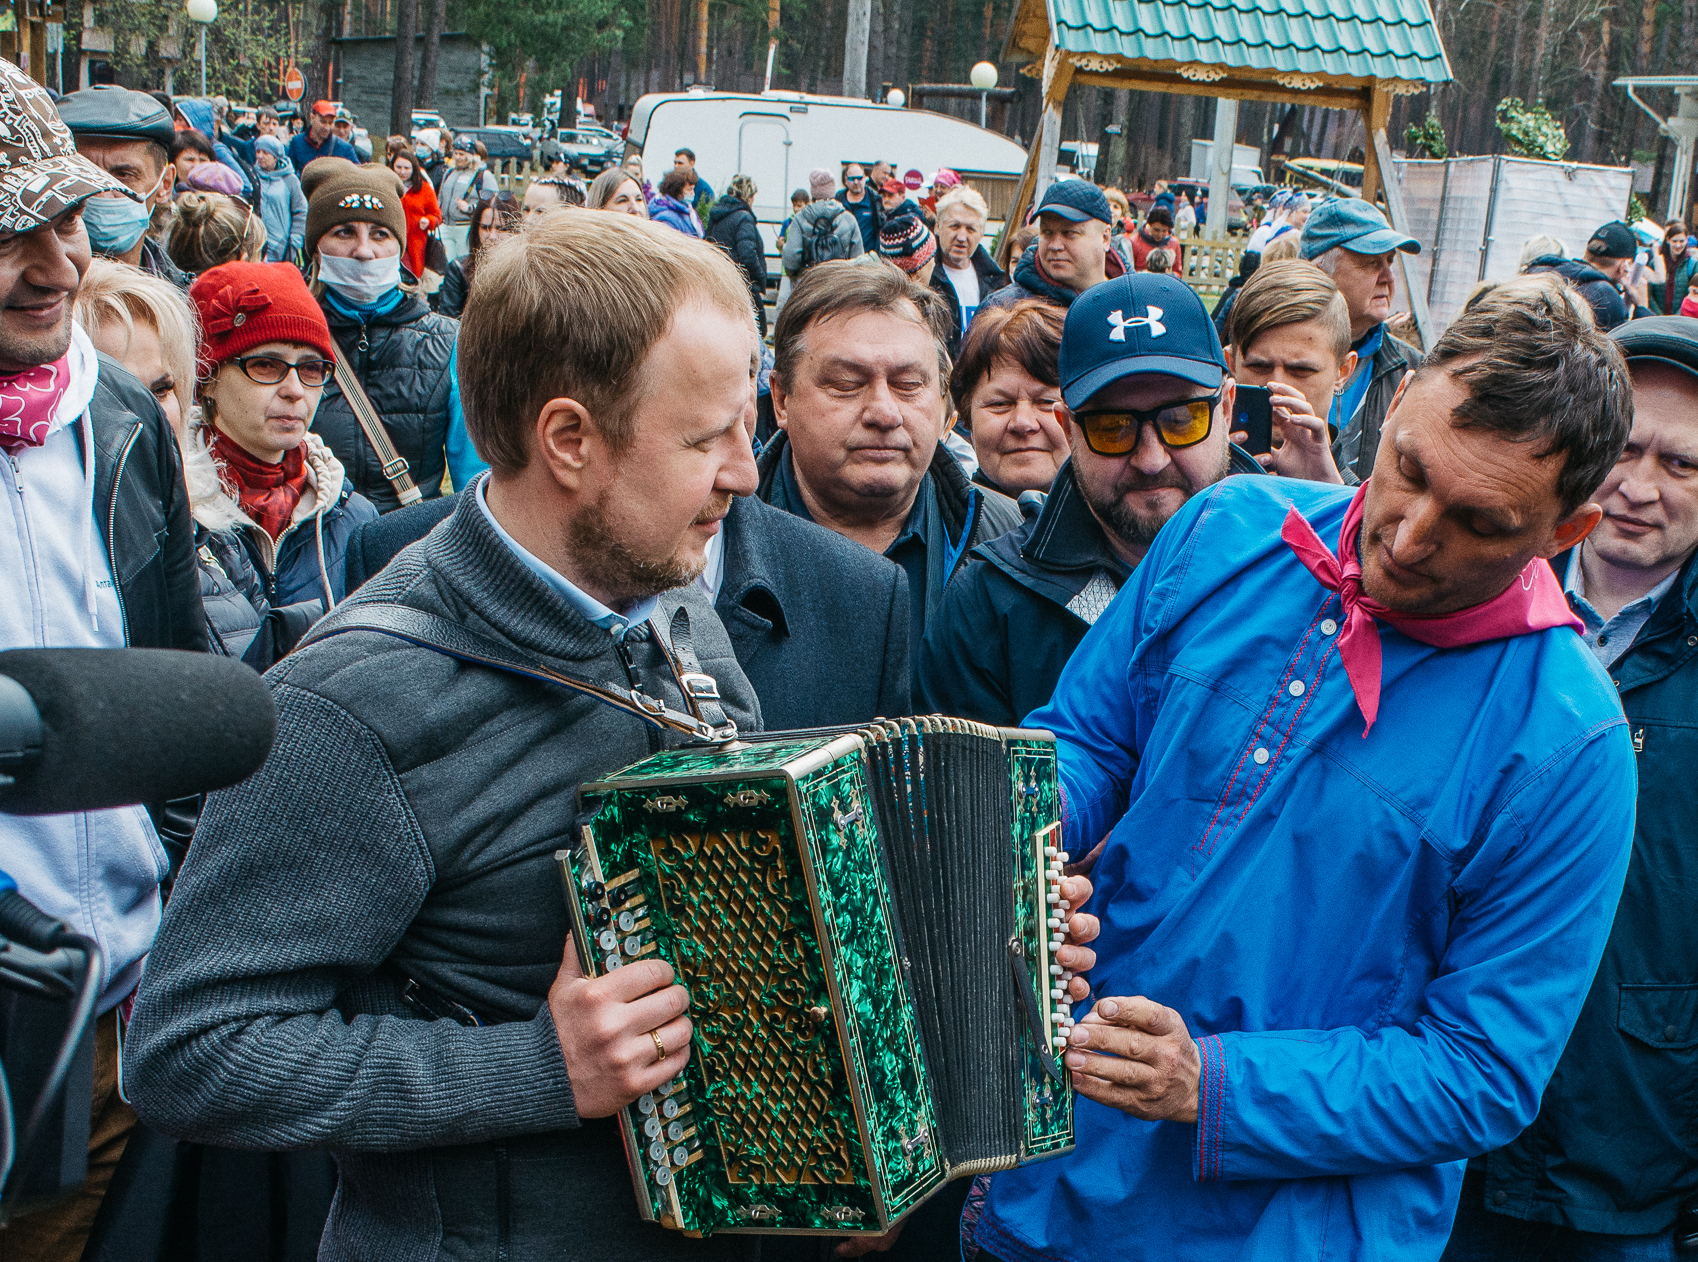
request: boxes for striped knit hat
[878,212,936,274]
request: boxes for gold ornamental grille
[649,828,858,1186]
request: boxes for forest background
[75,0,1698,214]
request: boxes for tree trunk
[1529,0,1555,104]
[306,0,338,100]
[1104,88,1130,189]
[390,0,416,137]
[416,0,446,108]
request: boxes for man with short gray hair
[1301,196,1424,482]
[929,185,1007,358]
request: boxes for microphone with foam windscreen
[0,649,276,817]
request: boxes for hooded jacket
[1474,547,1698,1234]
[312,289,458,514]
[124,492,762,1262]
[1,346,205,1015]
[705,193,768,325]
[781,200,863,275]
[175,98,256,201]
[254,141,307,264]
[650,194,703,237]
[982,239,1127,311]
[1525,254,1629,332]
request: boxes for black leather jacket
[90,354,208,653]
[312,292,458,514]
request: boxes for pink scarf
[1281,481,1581,736]
[0,355,72,453]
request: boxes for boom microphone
[0,649,276,816]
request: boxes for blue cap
[1059,273,1225,408]
[1299,196,1420,260]
[1029,178,1113,226]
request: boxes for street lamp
[886,88,905,108]
[186,0,216,98]
[970,61,997,127]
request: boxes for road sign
[903,168,923,190]
[284,65,305,102]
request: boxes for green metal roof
[1049,0,1452,85]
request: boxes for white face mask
[318,252,402,305]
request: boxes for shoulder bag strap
[330,345,424,507]
[298,602,737,743]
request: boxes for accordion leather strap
[299,602,737,743]
[664,606,733,736]
[330,345,424,507]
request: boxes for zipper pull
[1632,727,1644,754]
[357,322,369,354]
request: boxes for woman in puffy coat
[299,157,459,513]
[705,173,769,334]
[650,168,704,237]
[188,259,376,607]
[75,259,326,667]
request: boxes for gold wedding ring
[651,1029,666,1064]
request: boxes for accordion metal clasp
[558,717,1075,1237]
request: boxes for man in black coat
[1443,315,1698,1260]
[917,272,1259,727]
[928,185,1007,360]
[1523,219,1635,333]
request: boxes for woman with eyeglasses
[299,157,459,514]
[438,190,521,318]
[188,260,377,608]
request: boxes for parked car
[553,126,621,173]
[1168,176,1247,231]
[451,126,535,163]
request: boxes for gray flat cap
[57,86,175,150]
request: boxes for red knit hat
[188,262,336,382]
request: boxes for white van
[625,88,1027,236]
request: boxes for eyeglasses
[847,175,864,183]
[231,355,335,388]
[1069,393,1220,455]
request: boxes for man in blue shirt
[288,99,360,172]
[972,267,1640,1261]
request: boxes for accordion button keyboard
[598,930,618,952]
[605,954,623,970]
[618,911,637,933]
[645,1117,662,1138]
[661,1097,680,1119]
[654,1167,673,1186]
[582,879,606,901]
[672,1146,689,1165]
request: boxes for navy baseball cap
[1586,221,1638,260]
[1060,273,1226,408]
[1299,196,1420,260]
[1029,178,1113,226]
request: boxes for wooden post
[1359,83,1392,205]
[1034,39,1074,206]
[1370,124,1435,350]
[696,0,709,86]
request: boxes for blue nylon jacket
[976,477,1636,1262]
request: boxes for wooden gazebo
[1001,0,1452,341]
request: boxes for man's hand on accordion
[1065,996,1201,1124]
[548,936,695,1119]
[1058,873,1100,1003]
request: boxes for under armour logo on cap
[1108,307,1165,341]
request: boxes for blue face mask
[82,192,155,255]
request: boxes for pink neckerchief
[0,355,72,453]
[1281,481,1581,736]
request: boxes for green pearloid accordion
[558,718,1076,1238]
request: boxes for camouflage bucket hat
[0,57,137,236]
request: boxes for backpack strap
[298,602,738,743]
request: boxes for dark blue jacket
[236,453,376,609]
[715,493,909,729]
[1526,255,1629,332]
[1473,547,1698,1234]
[917,450,1263,727]
[287,130,360,173]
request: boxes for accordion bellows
[560,718,1075,1237]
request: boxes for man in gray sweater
[125,214,768,1260]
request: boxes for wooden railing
[1173,233,1252,304]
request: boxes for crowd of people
[2,51,1697,1262]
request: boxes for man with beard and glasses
[124,213,767,1262]
[0,56,205,1262]
[918,273,1260,727]
[969,282,1640,1262]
